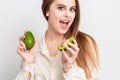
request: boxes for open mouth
[59,20,69,25]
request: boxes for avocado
[24,31,35,50]
[58,36,77,51]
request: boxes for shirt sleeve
[15,61,36,80]
[62,62,87,80]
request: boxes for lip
[59,19,70,29]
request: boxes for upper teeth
[63,21,69,22]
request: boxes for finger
[65,43,79,59]
[30,37,38,51]
[17,46,25,55]
[17,47,25,59]
[65,45,76,58]
[19,44,26,52]
[19,36,25,41]
[19,41,26,50]
[68,42,79,53]
[62,50,73,64]
[33,37,38,48]
[72,39,78,46]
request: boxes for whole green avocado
[24,31,35,50]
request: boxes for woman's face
[46,0,76,35]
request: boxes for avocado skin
[58,36,76,51]
[24,31,34,50]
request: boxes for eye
[58,6,64,11]
[70,7,76,12]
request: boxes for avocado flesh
[58,36,76,51]
[24,31,34,50]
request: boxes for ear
[46,11,49,17]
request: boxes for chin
[58,30,68,35]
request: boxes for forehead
[52,0,76,6]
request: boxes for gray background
[0,0,119,80]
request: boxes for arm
[63,62,87,80]
[61,39,87,80]
[16,33,39,80]
[15,62,35,80]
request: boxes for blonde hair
[76,31,100,78]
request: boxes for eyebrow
[56,4,76,8]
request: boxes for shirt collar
[39,32,50,58]
[38,31,63,60]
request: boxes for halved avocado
[58,36,76,51]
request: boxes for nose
[64,10,71,18]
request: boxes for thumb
[30,37,38,51]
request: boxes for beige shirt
[15,34,87,80]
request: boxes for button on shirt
[15,34,87,80]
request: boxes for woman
[16,0,100,80]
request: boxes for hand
[61,39,79,73]
[17,32,38,64]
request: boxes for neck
[45,30,64,45]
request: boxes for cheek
[69,14,75,27]
[70,14,75,24]
[72,13,76,20]
[48,12,61,27]
[49,11,61,22]
[53,11,63,20]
